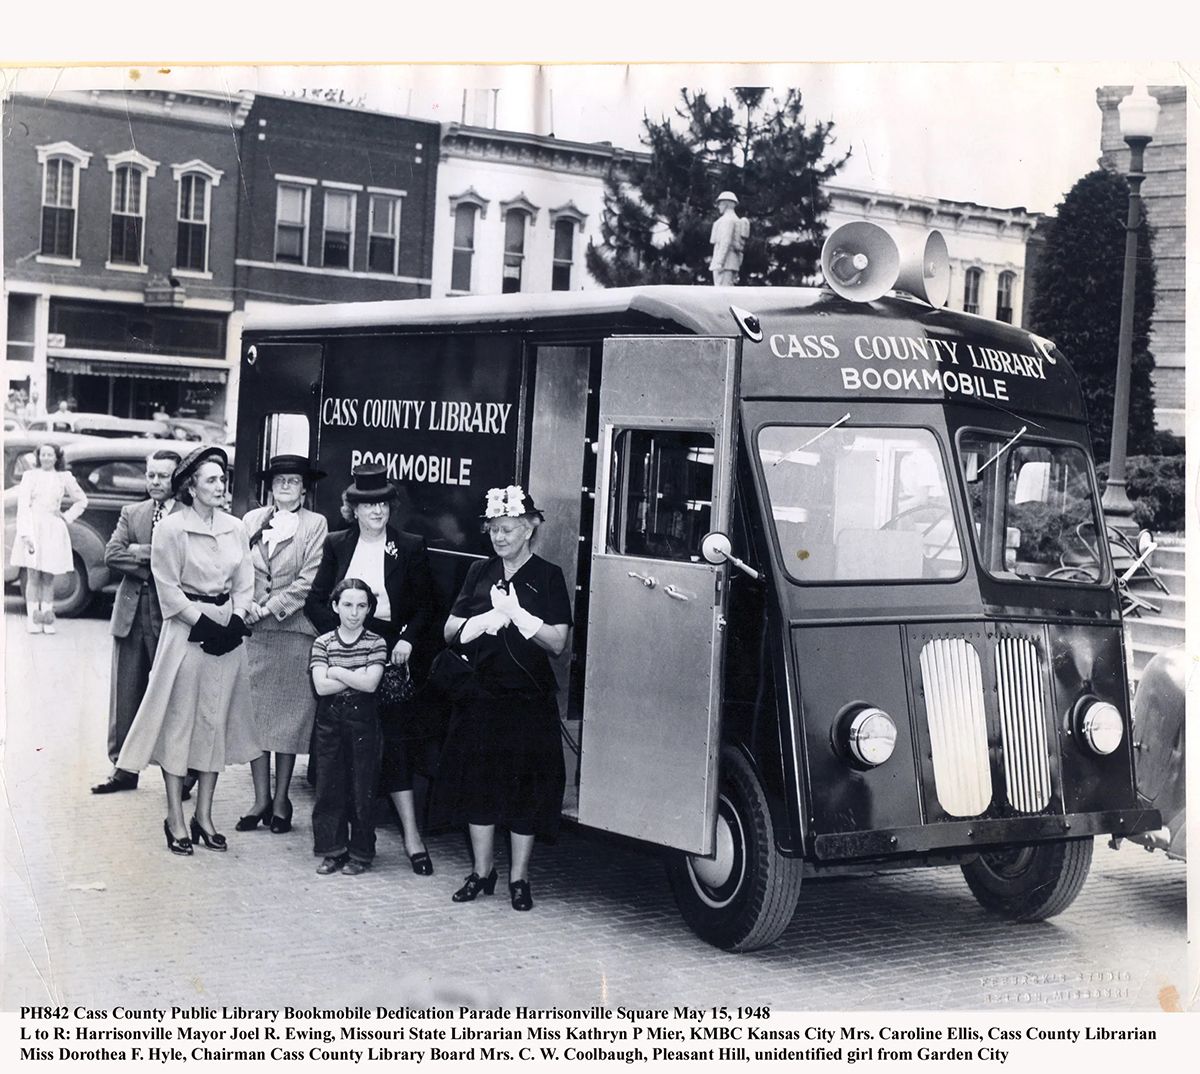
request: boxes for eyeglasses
[273,476,304,488]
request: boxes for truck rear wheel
[666,747,802,951]
[961,837,1093,921]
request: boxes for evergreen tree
[586,88,849,287]
[1027,168,1157,458]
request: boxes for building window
[451,203,478,292]
[323,190,356,269]
[37,142,91,262]
[275,184,310,264]
[368,194,401,275]
[963,267,982,315]
[7,294,37,365]
[110,164,148,265]
[552,217,576,291]
[502,209,528,294]
[996,271,1015,324]
[176,174,210,272]
[41,158,78,259]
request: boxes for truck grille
[994,635,1052,813]
[919,638,992,817]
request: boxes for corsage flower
[385,540,399,558]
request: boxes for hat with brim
[343,464,398,504]
[171,445,228,495]
[257,453,326,484]
[481,484,544,522]
[715,190,739,206]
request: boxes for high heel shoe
[269,800,294,834]
[163,818,193,856]
[451,868,497,902]
[509,879,533,911]
[189,816,228,852]
[409,850,434,876]
[235,806,271,832]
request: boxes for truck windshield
[757,425,964,583]
[957,432,1105,584]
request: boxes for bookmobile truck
[234,223,1158,951]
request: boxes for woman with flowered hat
[435,484,572,911]
[304,464,439,876]
[235,454,329,834]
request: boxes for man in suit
[91,448,182,793]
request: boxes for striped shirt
[310,628,388,683]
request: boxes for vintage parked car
[23,412,170,439]
[4,437,234,616]
[160,416,228,443]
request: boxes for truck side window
[608,429,714,562]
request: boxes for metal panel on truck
[578,336,738,854]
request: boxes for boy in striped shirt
[310,578,387,875]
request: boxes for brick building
[233,94,440,316]
[3,90,247,423]
[1097,85,1186,437]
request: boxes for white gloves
[490,583,544,640]
[460,607,511,644]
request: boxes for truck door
[578,336,739,854]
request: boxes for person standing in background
[10,443,89,634]
[91,449,182,794]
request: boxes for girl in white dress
[11,443,88,634]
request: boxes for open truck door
[578,337,738,855]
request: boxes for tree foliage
[586,88,849,287]
[1027,168,1157,458]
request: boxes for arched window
[502,208,529,294]
[451,203,479,292]
[107,151,159,268]
[996,271,1016,323]
[549,202,587,292]
[963,267,983,314]
[172,161,223,275]
[37,142,91,262]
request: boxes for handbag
[427,624,488,702]
[377,662,417,708]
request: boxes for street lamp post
[1102,85,1160,521]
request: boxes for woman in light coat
[237,455,329,833]
[117,446,260,856]
[10,442,88,633]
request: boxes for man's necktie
[152,502,164,532]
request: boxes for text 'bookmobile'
[236,223,1158,951]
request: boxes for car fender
[68,519,113,591]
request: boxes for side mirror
[700,531,760,581]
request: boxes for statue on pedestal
[709,191,750,286]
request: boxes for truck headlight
[1078,700,1124,755]
[846,707,898,767]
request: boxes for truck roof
[243,286,1084,423]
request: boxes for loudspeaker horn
[820,222,900,302]
[893,229,950,308]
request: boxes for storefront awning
[48,357,227,384]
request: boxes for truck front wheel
[961,837,1093,921]
[666,747,802,952]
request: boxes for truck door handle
[663,584,690,601]
[628,571,657,589]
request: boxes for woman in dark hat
[117,446,259,855]
[236,455,330,833]
[435,485,571,911]
[304,464,439,875]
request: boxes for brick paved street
[2,599,1188,1014]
